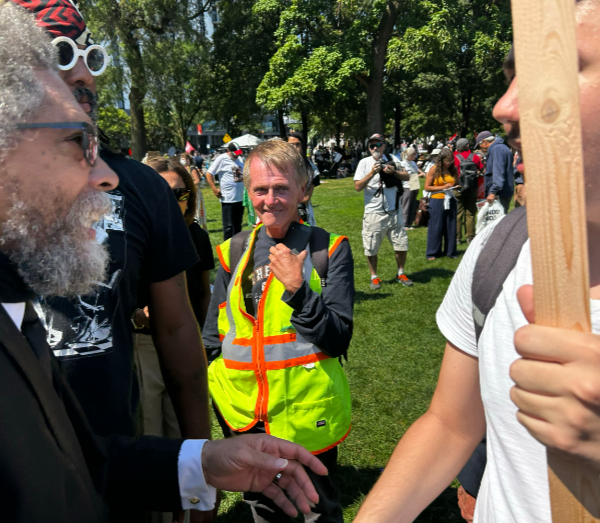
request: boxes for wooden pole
[511,0,600,519]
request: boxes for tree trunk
[365,1,401,136]
[301,109,309,139]
[460,90,473,138]
[128,84,147,160]
[278,109,287,139]
[335,122,342,147]
[394,102,401,147]
[123,34,147,160]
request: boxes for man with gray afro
[454,138,484,244]
[0,3,328,522]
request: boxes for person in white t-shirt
[355,6,600,521]
[206,142,245,240]
[354,134,412,290]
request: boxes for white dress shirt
[1,302,217,512]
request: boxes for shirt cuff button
[189,497,200,505]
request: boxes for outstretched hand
[510,284,600,470]
[201,434,328,516]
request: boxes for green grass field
[201,178,465,522]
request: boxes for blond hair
[243,140,308,189]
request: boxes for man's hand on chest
[268,244,307,295]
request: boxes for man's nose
[493,77,519,125]
[90,157,119,192]
[60,56,94,89]
[264,189,277,206]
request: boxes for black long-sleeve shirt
[203,227,355,361]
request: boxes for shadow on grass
[409,268,455,284]
[209,228,224,235]
[355,291,392,302]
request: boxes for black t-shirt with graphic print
[243,227,281,317]
[36,148,199,438]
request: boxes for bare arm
[190,167,201,185]
[205,171,221,199]
[197,270,212,330]
[355,342,485,523]
[354,163,380,191]
[148,273,211,440]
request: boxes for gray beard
[372,151,383,161]
[0,189,112,298]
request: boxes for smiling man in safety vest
[203,139,355,523]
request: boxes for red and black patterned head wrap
[10,0,93,46]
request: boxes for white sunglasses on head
[51,36,110,76]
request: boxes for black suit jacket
[0,304,183,522]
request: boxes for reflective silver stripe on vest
[220,235,324,365]
[264,333,322,362]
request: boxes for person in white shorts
[354,134,412,289]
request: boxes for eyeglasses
[172,188,191,202]
[16,121,98,166]
[52,37,109,76]
[368,142,384,149]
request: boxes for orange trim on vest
[257,273,274,421]
[311,424,351,455]
[329,235,348,257]
[232,336,253,346]
[219,334,225,342]
[264,351,329,370]
[218,302,227,310]
[213,402,258,433]
[216,244,230,273]
[223,359,254,371]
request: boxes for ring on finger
[273,472,283,485]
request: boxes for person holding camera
[354,134,412,290]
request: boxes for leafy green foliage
[387,0,512,139]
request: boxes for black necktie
[21,302,53,383]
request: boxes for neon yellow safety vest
[209,223,351,454]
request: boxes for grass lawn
[201,178,465,522]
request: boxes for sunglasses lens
[86,48,105,73]
[55,40,75,67]
[173,189,190,201]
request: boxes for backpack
[229,226,332,288]
[457,206,529,497]
[458,152,479,193]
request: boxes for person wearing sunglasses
[354,133,413,290]
[11,5,215,522]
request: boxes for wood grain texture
[511,0,600,520]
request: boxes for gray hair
[0,2,57,163]
[243,140,309,189]
[405,147,417,158]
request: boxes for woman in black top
[145,157,215,327]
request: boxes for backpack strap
[229,229,252,276]
[308,227,330,287]
[472,206,528,344]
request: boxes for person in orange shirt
[424,148,458,260]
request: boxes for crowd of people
[3,1,600,523]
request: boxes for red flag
[185,141,195,154]
[196,124,203,135]
[448,133,458,143]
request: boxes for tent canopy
[221,134,263,148]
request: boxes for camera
[376,159,403,189]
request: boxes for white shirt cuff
[178,439,217,511]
